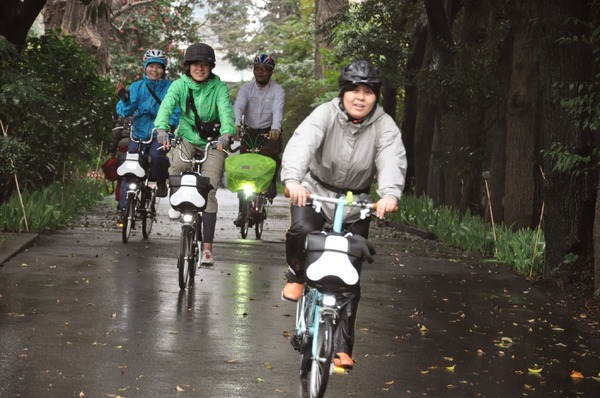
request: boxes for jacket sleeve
[215,82,236,136]
[154,80,181,131]
[116,80,142,117]
[374,117,407,202]
[280,103,330,184]
[233,83,250,126]
[270,84,285,132]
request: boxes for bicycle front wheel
[122,193,135,244]
[142,186,156,239]
[178,225,194,290]
[309,314,334,398]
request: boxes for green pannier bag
[225,153,276,193]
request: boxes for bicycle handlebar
[284,188,399,213]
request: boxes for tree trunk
[503,1,539,230]
[539,0,595,280]
[0,0,48,49]
[314,0,346,79]
[43,0,111,74]
[595,174,600,293]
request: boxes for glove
[268,129,280,140]
[156,130,170,149]
[217,134,231,149]
[118,87,130,101]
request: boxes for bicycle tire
[189,214,201,281]
[122,193,135,243]
[255,206,265,239]
[240,201,250,239]
[309,314,334,398]
[142,187,156,239]
[178,225,193,290]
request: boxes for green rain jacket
[155,73,235,146]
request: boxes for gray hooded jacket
[281,98,407,223]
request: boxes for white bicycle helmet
[143,49,167,68]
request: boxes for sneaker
[233,213,243,227]
[168,208,181,220]
[281,282,304,302]
[157,181,168,197]
[200,250,215,266]
[333,352,355,370]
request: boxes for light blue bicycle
[289,191,378,398]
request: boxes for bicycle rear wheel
[142,186,156,239]
[178,225,194,290]
[309,314,334,398]
[240,200,250,239]
[122,193,135,243]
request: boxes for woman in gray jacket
[280,60,407,369]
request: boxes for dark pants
[285,204,371,356]
[119,139,170,208]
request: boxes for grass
[389,194,545,277]
[0,178,106,233]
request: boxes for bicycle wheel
[178,225,194,290]
[309,314,334,398]
[122,193,135,243]
[254,197,265,240]
[240,201,250,239]
[142,186,156,239]
[189,214,202,282]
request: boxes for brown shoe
[281,282,304,302]
[333,352,354,369]
[156,181,168,197]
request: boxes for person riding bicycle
[155,42,235,266]
[115,49,180,215]
[232,53,285,227]
[280,60,407,369]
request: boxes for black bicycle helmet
[184,43,216,65]
[338,60,382,87]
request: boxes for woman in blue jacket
[116,49,180,219]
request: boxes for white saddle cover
[306,235,359,286]
[117,153,145,178]
[169,174,206,209]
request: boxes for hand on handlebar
[268,129,281,140]
[157,129,170,150]
[285,181,309,207]
[217,134,232,151]
[374,196,398,219]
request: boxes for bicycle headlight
[128,182,138,190]
[182,214,194,223]
[322,295,336,307]
[242,182,256,197]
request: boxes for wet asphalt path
[0,189,598,397]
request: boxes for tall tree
[314,0,346,78]
[539,0,595,280]
[0,0,47,49]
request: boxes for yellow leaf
[176,385,185,392]
[445,365,456,371]
[570,370,584,379]
[385,380,394,385]
[256,377,264,383]
[527,366,543,374]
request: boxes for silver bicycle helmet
[143,49,167,68]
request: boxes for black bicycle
[169,138,215,290]
[116,134,157,243]
[227,127,277,239]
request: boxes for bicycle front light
[182,214,194,223]
[128,182,138,190]
[322,295,336,307]
[242,182,256,197]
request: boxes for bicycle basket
[225,153,276,194]
[117,152,148,179]
[169,173,212,212]
[304,232,374,293]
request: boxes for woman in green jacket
[155,42,235,266]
